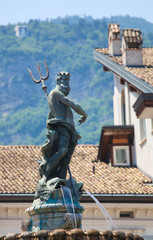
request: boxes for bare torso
[47,88,75,128]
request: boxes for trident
[27,59,49,97]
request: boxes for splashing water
[85,190,117,231]
[61,186,77,228]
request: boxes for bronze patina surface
[26,64,87,231]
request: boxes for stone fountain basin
[26,203,83,232]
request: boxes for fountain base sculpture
[25,178,84,231]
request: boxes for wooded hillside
[1,15,153,145]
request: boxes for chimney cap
[122,28,143,44]
[108,23,120,34]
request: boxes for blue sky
[0,0,153,25]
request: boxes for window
[113,146,130,166]
[140,119,146,142]
[120,211,134,218]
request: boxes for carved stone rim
[26,203,65,215]
[26,203,84,216]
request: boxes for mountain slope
[0,16,153,145]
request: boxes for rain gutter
[0,194,35,202]
[81,193,153,203]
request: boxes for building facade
[94,24,153,179]
[14,25,28,37]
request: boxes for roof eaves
[82,193,153,203]
[102,125,134,130]
[1,194,153,204]
[83,193,153,197]
[0,194,35,202]
[93,49,153,93]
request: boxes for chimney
[108,23,121,56]
[122,29,143,66]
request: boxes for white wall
[0,203,30,235]
[1,202,153,239]
[113,75,122,125]
[82,202,153,238]
[113,74,153,177]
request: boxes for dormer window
[113,146,130,166]
[98,125,134,166]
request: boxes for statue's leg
[56,131,78,179]
[44,134,70,180]
[56,147,76,179]
[39,136,69,185]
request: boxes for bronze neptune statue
[39,71,87,185]
[25,61,87,232]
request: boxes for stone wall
[0,229,143,240]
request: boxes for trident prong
[27,67,41,84]
[27,59,49,97]
[42,59,49,80]
[36,62,42,79]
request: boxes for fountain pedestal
[26,203,83,232]
[24,178,84,232]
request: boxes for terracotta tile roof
[108,24,120,34]
[122,29,142,44]
[0,145,41,194]
[0,145,153,195]
[96,47,153,87]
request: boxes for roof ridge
[0,144,99,148]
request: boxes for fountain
[21,62,144,239]
[24,65,87,231]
